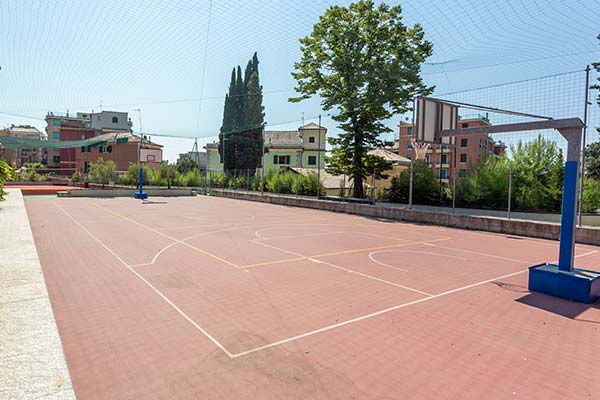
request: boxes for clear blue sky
[0,0,598,161]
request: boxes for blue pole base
[528,263,600,304]
[133,191,148,200]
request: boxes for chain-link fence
[378,68,600,226]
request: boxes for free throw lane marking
[252,239,434,296]
[240,237,452,269]
[94,203,241,269]
[56,204,235,359]
[231,268,530,358]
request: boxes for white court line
[59,202,600,360]
[574,250,599,259]
[367,250,467,273]
[423,243,535,264]
[357,231,413,243]
[309,258,434,297]
[251,239,434,297]
[130,225,252,268]
[230,268,529,358]
[253,230,347,241]
[94,203,240,268]
[55,204,235,359]
[253,223,356,240]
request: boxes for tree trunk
[353,135,364,198]
[353,174,364,198]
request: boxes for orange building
[396,117,505,182]
[75,133,163,173]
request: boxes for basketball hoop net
[410,138,430,160]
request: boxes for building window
[273,155,291,164]
[53,132,60,140]
[99,146,103,153]
[460,138,468,147]
[53,120,61,127]
[308,155,317,165]
[147,155,155,162]
[461,122,469,128]
[460,154,467,163]
[407,127,413,136]
[81,146,86,153]
[107,145,112,153]
[425,154,430,164]
[406,155,411,160]
[459,169,467,178]
[112,116,119,124]
[308,136,315,143]
[441,154,447,164]
[440,169,447,178]
[53,156,60,163]
[407,141,413,149]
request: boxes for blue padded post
[558,161,578,271]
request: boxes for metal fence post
[507,165,512,220]
[577,65,590,226]
[451,138,456,213]
[296,172,299,198]
[409,158,414,209]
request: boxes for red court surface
[25,196,600,400]
[8,184,70,195]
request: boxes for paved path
[0,189,75,400]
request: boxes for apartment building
[396,117,505,181]
[45,111,133,170]
[0,125,46,167]
[205,122,327,171]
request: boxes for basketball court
[25,195,600,399]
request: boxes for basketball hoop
[410,138,430,160]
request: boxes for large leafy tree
[176,154,199,174]
[585,142,600,180]
[218,53,264,175]
[290,0,432,198]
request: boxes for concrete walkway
[0,189,75,400]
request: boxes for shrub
[13,162,46,182]
[0,160,13,200]
[176,154,199,174]
[266,171,295,194]
[295,172,325,196]
[71,170,81,183]
[87,158,116,185]
[159,163,177,189]
[210,172,228,188]
[582,178,600,214]
[382,160,441,204]
[124,163,154,186]
[186,169,204,187]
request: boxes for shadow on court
[516,292,600,323]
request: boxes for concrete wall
[210,190,600,246]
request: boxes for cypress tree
[218,69,236,172]
[219,53,265,175]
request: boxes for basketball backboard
[414,97,458,144]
